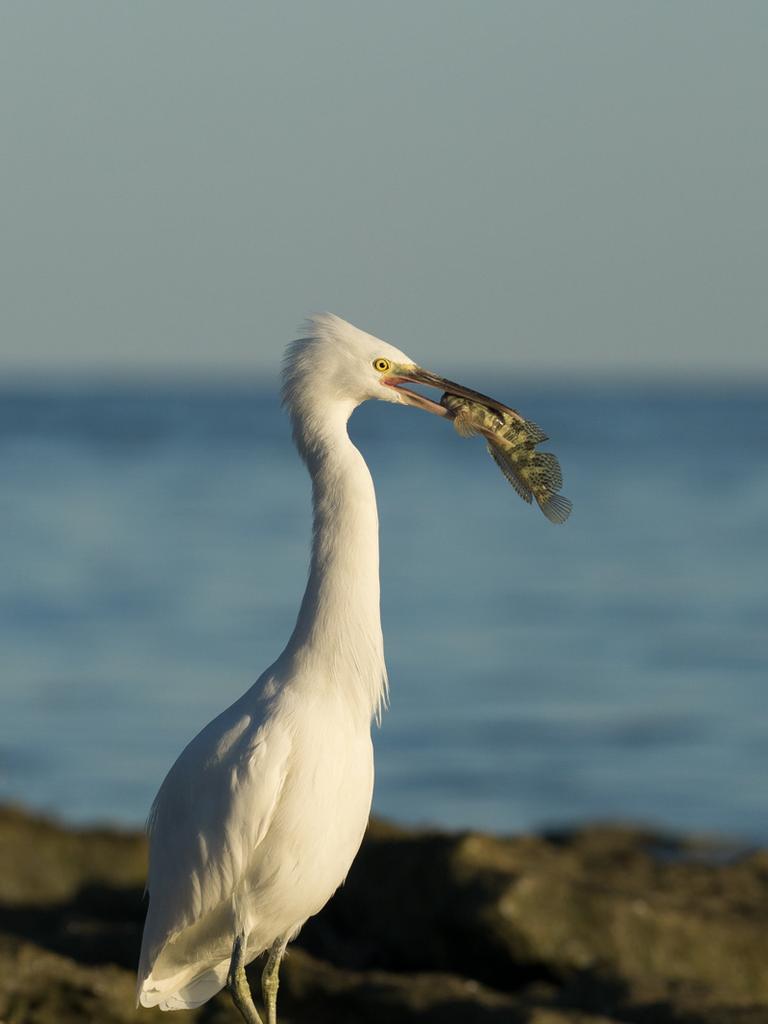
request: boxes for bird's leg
[261,937,287,1024]
[227,933,263,1024]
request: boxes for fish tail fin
[539,493,573,524]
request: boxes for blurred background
[1,1,766,841]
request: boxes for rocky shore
[1,805,767,1023]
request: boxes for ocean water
[1,380,766,840]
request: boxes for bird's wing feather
[139,692,292,977]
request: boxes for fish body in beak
[440,393,572,524]
[382,364,571,524]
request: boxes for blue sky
[1,2,766,377]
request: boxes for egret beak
[383,365,525,422]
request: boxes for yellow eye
[373,358,391,373]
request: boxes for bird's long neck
[282,404,387,721]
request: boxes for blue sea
[1,380,766,840]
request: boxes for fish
[440,392,572,524]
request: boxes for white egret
[137,314,497,1023]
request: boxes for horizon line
[1,363,767,392]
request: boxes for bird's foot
[228,934,264,1024]
[261,937,287,1024]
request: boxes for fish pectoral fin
[452,412,483,438]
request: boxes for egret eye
[373,358,391,373]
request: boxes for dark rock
[0,933,623,1024]
[0,803,146,905]
[301,820,768,1014]
[2,804,768,1023]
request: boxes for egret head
[283,314,416,414]
[283,314,507,441]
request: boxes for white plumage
[137,315,434,1017]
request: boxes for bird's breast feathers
[139,681,373,990]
